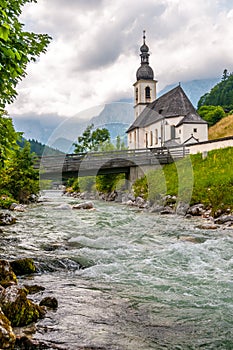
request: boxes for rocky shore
[0,255,58,349]
[65,190,233,229]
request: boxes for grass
[133,147,233,213]
[208,114,233,140]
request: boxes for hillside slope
[208,114,233,140]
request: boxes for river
[1,191,233,349]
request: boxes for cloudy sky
[7,0,233,119]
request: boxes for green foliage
[78,176,96,193]
[96,173,124,193]
[73,124,110,153]
[0,0,51,110]
[132,148,233,212]
[0,112,20,167]
[0,193,16,208]
[0,141,39,202]
[198,105,225,126]
[197,70,233,111]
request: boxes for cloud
[8,0,233,120]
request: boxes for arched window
[145,86,151,99]
[155,129,158,144]
[135,88,138,103]
[150,131,153,146]
[171,125,175,139]
[145,133,148,148]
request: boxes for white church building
[127,32,208,149]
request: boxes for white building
[127,32,208,149]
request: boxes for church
[126,32,208,149]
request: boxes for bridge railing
[37,146,189,174]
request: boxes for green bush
[198,105,225,126]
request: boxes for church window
[129,132,132,143]
[155,129,158,144]
[150,131,153,146]
[179,129,181,134]
[134,130,137,146]
[145,86,151,99]
[135,88,138,103]
[193,128,197,133]
[145,133,148,148]
[171,125,175,139]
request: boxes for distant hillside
[18,138,64,156]
[198,72,233,110]
[208,114,233,140]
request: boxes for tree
[197,70,233,110]
[198,105,225,126]
[0,0,51,110]
[0,111,20,167]
[73,124,110,153]
[0,141,39,202]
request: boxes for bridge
[38,146,189,183]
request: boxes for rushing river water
[1,191,233,349]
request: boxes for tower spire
[143,30,146,44]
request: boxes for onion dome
[136,30,154,81]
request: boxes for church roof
[149,85,197,117]
[126,105,162,132]
[127,85,206,133]
[176,112,208,126]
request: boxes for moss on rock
[10,258,36,276]
[0,307,16,349]
[0,285,46,327]
[0,260,18,288]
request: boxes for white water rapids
[1,191,233,349]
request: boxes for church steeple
[133,31,157,119]
[136,30,154,81]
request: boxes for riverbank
[65,189,233,230]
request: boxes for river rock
[135,196,147,208]
[72,201,94,210]
[214,215,233,225]
[197,223,219,230]
[55,204,72,210]
[0,285,46,327]
[23,284,45,295]
[39,296,58,309]
[160,206,175,215]
[0,307,16,349]
[9,203,26,212]
[0,213,16,226]
[0,260,18,288]
[176,202,189,216]
[10,258,36,276]
[149,204,164,213]
[187,204,205,216]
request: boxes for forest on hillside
[197,70,233,126]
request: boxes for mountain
[12,77,220,152]
[158,78,220,108]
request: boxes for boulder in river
[187,204,205,216]
[0,260,17,288]
[0,306,16,349]
[9,203,26,212]
[10,258,36,276]
[0,285,46,327]
[72,201,94,210]
[214,215,233,225]
[39,296,58,309]
[0,213,16,226]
